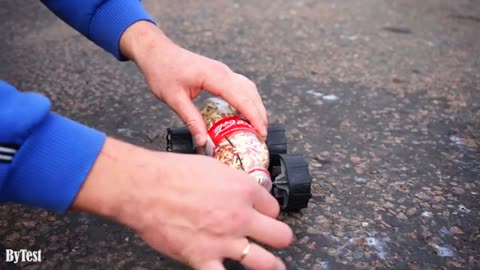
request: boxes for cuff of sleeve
[89,0,156,60]
[5,113,106,213]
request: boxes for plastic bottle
[200,97,272,191]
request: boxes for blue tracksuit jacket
[0,0,155,212]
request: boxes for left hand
[72,138,291,270]
[120,21,268,146]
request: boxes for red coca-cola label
[207,116,257,146]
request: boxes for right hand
[73,138,292,270]
[119,21,268,146]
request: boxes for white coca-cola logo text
[213,118,249,137]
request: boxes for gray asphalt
[1,0,479,269]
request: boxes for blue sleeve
[41,0,156,60]
[0,81,106,212]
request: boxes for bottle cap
[249,168,272,191]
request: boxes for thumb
[168,93,208,147]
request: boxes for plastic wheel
[223,259,247,270]
[266,124,287,155]
[269,154,312,211]
[166,127,195,154]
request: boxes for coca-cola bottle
[200,97,272,191]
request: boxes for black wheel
[266,124,287,154]
[223,259,247,270]
[166,127,195,154]
[269,154,312,211]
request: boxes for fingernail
[195,134,206,146]
[260,126,267,137]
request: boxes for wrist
[119,20,175,64]
[71,137,143,221]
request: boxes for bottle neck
[248,168,272,191]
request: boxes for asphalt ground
[1,0,479,269]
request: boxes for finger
[247,212,293,249]
[252,185,280,219]
[237,74,268,127]
[225,239,286,270]
[167,92,208,147]
[222,90,267,138]
[198,260,226,270]
[237,75,267,127]
[200,63,267,137]
[226,75,268,138]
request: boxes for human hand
[119,21,268,146]
[72,138,292,270]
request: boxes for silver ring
[240,240,251,261]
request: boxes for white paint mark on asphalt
[354,176,367,183]
[322,94,339,101]
[458,204,471,214]
[306,90,324,97]
[431,244,456,257]
[366,237,388,260]
[421,211,433,218]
